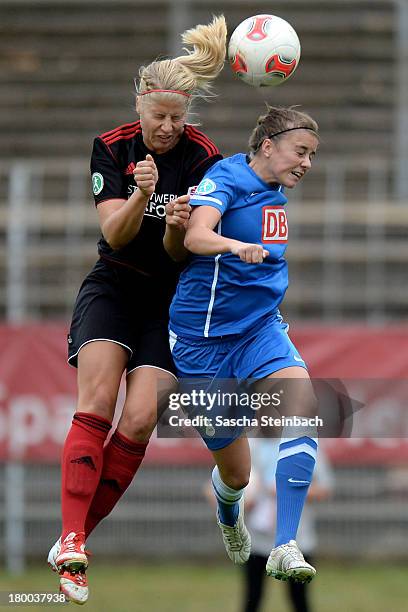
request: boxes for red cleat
[59,567,89,605]
[55,532,88,571]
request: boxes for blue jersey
[169,154,289,337]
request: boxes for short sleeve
[186,153,223,192]
[90,137,127,205]
[190,161,235,215]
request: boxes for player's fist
[231,242,269,264]
[133,154,158,197]
[165,194,192,230]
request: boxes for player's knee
[118,412,156,443]
[298,389,318,418]
[78,385,117,421]
[280,382,318,419]
[222,471,250,491]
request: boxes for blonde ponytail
[137,15,227,103]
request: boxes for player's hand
[230,242,269,264]
[133,154,158,197]
[165,195,192,230]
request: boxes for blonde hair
[249,105,319,158]
[136,15,227,105]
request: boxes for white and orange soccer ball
[228,14,301,87]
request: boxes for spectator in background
[46,15,227,605]
[242,438,334,612]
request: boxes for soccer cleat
[217,499,251,565]
[266,539,316,583]
[47,537,62,572]
[59,568,89,605]
[55,532,88,571]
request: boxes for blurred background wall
[1,0,408,322]
[0,0,408,575]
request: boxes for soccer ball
[228,14,301,87]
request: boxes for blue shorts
[169,312,307,450]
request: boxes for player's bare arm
[163,195,192,261]
[185,205,268,264]
[98,154,157,250]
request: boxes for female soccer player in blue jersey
[169,106,320,583]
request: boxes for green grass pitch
[1,560,407,611]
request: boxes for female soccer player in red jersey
[47,15,227,604]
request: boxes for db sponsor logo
[262,206,288,243]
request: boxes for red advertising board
[1,323,408,465]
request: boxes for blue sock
[211,466,244,527]
[275,436,317,547]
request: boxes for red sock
[61,412,111,540]
[85,430,147,537]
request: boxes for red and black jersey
[90,121,222,293]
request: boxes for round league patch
[92,172,104,195]
[195,178,217,195]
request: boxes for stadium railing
[0,157,406,322]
